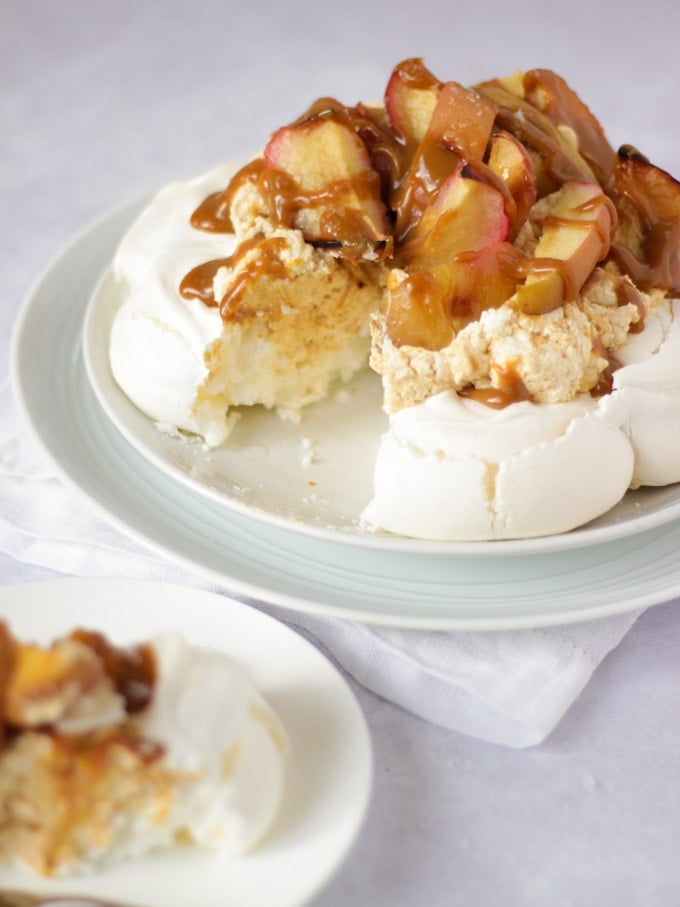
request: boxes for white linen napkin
[0,377,640,748]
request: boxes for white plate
[10,200,680,628]
[0,578,372,907]
[81,213,680,556]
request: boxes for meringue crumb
[300,437,317,467]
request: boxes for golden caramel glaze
[521,69,617,187]
[68,629,156,715]
[177,62,680,408]
[608,146,680,293]
[458,362,532,408]
[180,235,290,316]
[0,623,157,744]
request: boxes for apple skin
[264,113,391,257]
[390,79,498,242]
[513,180,616,315]
[608,145,680,293]
[522,68,616,187]
[427,81,498,163]
[385,242,521,348]
[384,58,441,147]
[475,80,596,194]
[487,130,537,236]
[397,166,509,270]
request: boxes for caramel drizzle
[180,235,289,318]
[176,69,680,410]
[459,363,531,409]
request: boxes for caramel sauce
[190,189,234,233]
[459,363,531,409]
[392,56,442,93]
[180,236,289,317]
[590,337,621,397]
[475,81,593,191]
[177,69,679,410]
[392,142,461,243]
[0,624,158,750]
[179,257,229,304]
[522,69,617,186]
[68,630,156,715]
[615,273,646,333]
[218,237,289,318]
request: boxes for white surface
[0,578,371,907]
[10,234,680,627]
[4,1,680,904]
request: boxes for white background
[3,1,680,903]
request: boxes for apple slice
[487,130,537,236]
[385,242,521,348]
[384,57,441,147]
[513,180,615,315]
[522,69,616,187]
[608,145,680,292]
[384,269,454,351]
[397,167,509,270]
[390,79,497,241]
[475,80,596,194]
[264,111,391,260]
[427,81,498,163]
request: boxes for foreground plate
[10,198,680,628]
[0,578,372,907]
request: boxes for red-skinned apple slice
[427,81,498,163]
[608,145,680,292]
[475,80,596,194]
[384,57,441,147]
[514,180,615,315]
[264,112,391,259]
[390,79,496,241]
[385,242,521,348]
[522,69,616,187]
[487,130,537,236]
[397,166,510,270]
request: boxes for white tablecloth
[3,1,680,903]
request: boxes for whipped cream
[139,633,287,856]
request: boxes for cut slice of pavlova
[0,623,286,876]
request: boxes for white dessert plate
[0,578,372,907]
[81,216,680,556]
[10,198,680,628]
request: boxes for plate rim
[0,576,373,907]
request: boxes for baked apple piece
[475,80,596,195]
[521,68,617,187]
[397,165,509,270]
[427,80,498,163]
[608,145,680,293]
[487,130,537,237]
[385,242,520,348]
[384,57,441,147]
[514,180,616,315]
[390,78,498,242]
[264,110,391,261]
